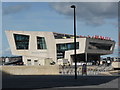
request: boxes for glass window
[56,42,79,59]
[34,60,38,62]
[37,37,47,49]
[88,42,112,50]
[14,34,29,50]
[27,59,31,66]
[34,60,38,65]
[56,42,79,52]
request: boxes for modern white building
[5,30,115,66]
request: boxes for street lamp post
[71,5,77,79]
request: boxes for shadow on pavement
[2,71,119,89]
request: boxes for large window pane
[57,42,79,51]
[56,42,79,59]
[14,34,29,50]
[37,37,47,49]
[88,42,112,50]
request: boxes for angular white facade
[5,30,115,66]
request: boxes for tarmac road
[2,74,120,90]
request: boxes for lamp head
[71,5,76,8]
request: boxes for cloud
[50,2,118,26]
[3,4,31,15]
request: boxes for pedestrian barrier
[59,65,113,75]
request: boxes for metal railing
[59,65,113,75]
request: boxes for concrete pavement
[2,74,119,89]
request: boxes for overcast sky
[1,2,119,57]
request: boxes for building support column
[85,52,87,64]
[99,55,100,65]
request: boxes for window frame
[13,34,30,50]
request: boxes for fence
[59,65,113,75]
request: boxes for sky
[1,2,119,57]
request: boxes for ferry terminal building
[5,31,115,66]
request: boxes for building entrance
[71,54,100,65]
